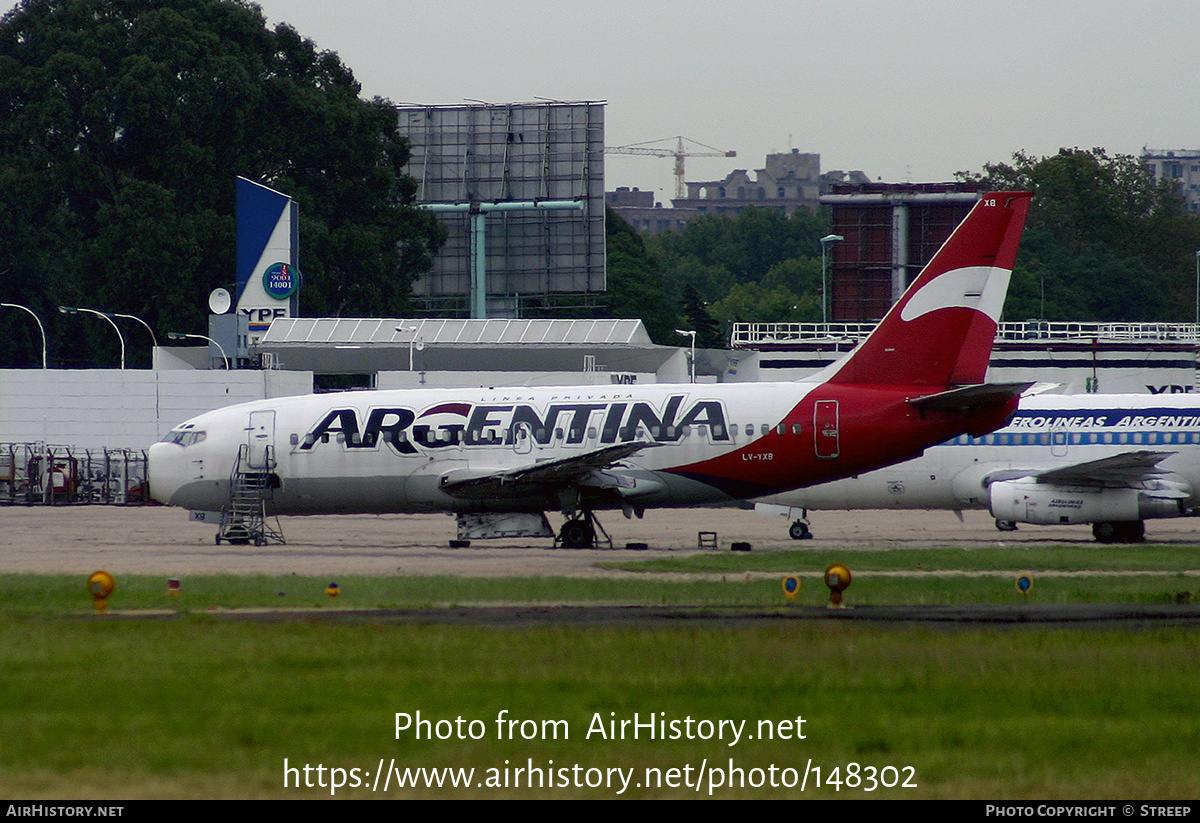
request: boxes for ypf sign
[235,177,301,344]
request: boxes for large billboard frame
[398,102,606,316]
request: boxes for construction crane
[606,136,737,200]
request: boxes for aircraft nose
[147,441,183,506]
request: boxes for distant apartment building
[1142,148,1200,214]
[674,150,872,216]
[605,187,699,234]
[607,150,870,233]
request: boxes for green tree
[601,208,680,344]
[645,205,829,330]
[961,148,1200,321]
[650,206,827,293]
[709,281,819,325]
[0,0,442,367]
[707,256,823,326]
[679,282,723,349]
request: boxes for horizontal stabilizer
[907,381,1034,413]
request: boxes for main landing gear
[557,510,612,549]
[1092,520,1145,544]
[788,516,813,540]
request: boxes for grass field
[3,547,1199,799]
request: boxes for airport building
[725,321,1200,396]
[4,318,1197,457]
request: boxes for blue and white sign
[235,177,300,343]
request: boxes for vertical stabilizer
[828,192,1032,387]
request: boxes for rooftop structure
[255,317,677,378]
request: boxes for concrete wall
[0,369,311,450]
[376,371,660,389]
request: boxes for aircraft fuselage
[149,380,1015,517]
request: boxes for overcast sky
[248,1,1199,200]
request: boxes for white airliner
[757,392,1200,543]
[149,192,1033,547]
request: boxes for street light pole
[59,306,156,368]
[0,303,47,368]
[114,312,157,348]
[167,332,229,370]
[1194,250,1199,328]
[396,325,421,371]
[820,234,844,326]
[113,312,158,369]
[674,328,696,383]
[59,306,125,369]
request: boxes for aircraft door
[247,410,276,469]
[1050,418,1069,457]
[814,400,840,459]
[513,422,533,455]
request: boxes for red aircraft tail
[828,192,1032,388]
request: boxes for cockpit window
[161,429,206,447]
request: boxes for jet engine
[989,478,1189,525]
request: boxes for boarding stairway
[216,444,285,546]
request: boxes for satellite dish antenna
[208,288,232,315]
[415,340,426,351]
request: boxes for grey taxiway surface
[6,505,1200,624]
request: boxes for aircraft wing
[983,450,1178,489]
[1027,450,1177,487]
[438,441,661,499]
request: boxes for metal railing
[0,443,149,505]
[731,321,1200,348]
